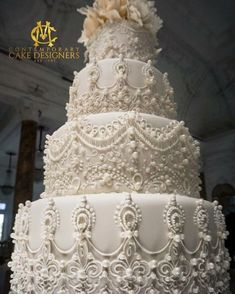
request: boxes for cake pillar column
[13,104,38,215]
[4,104,39,293]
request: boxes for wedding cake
[9,1,230,293]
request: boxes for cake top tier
[78,0,162,62]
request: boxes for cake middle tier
[66,57,176,119]
[43,112,201,198]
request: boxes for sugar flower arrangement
[78,0,163,45]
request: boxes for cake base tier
[9,193,230,293]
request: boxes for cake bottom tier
[9,193,230,293]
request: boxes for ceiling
[0,0,234,198]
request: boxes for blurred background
[0,0,234,292]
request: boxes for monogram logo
[31,21,58,47]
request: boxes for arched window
[0,202,7,241]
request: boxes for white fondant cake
[9,0,230,293]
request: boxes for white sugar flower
[78,0,162,45]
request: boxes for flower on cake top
[78,0,163,45]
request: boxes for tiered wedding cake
[9,1,230,293]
